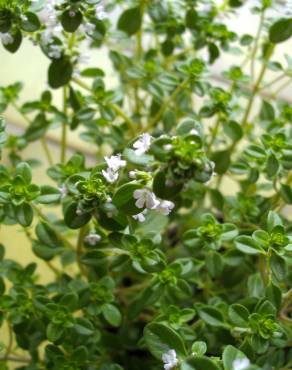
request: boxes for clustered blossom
[232,358,250,370]
[133,188,175,222]
[95,4,107,20]
[102,154,126,183]
[0,32,14,45]
[84,232,101,246]
[48,44,62,59]
[133,133,152,156]
[162,349,178,370]
[58,184,68,199]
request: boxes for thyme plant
[0,0,292,369]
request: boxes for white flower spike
[162,349,178,370]
[132,209,147,222]
[133,189,160,209]
[84,233,101,246]
[0,32,14,45]
[133,133,152,156]
[232,358,250,370]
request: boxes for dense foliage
[0,0,292,369]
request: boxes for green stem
[241,44,275,131]
[61,85,68,163]
[261,73,287,90]
[250,10,265,82]
[3,322,13,362]
[11,102,54,166]
[76,225,89,278]
[271,78,292,98]
[136,0,146,60]
[145,78,190,132]
[0,354,31,363]
[72,77,136,135]
[207,114,222,155]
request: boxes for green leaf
[3,28,22,53]
[144,322,187,360]
[64,202,91,229]
[35,221,62,248]
[181,357,220,370]
[112,183,142,215]
[61,9,83,33]
[266,153,279,177]
[234,235,264,255]
[270,253,286,281]
[16,162,32,184]
[48,57,73,89]
[117,7,142,36]
[269,18,292,44]
[267,211,282,233]
[36,185,61,204]
[223,345,250,370]
[191,341,207,357]
[196,305,226,328]
[47,323,64,342]
[21,12,41,32]
[14,203,33,227]
[211,150,230,174]
[228,304,249,327]
[102,303,122,327]
[280,184,292,204]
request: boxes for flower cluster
[102,154,126,183]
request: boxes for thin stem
[271,78,292,97]
[76,225,89,278]
[207,114,222,155]
[241,44,275,131]
[136,0,146,60]
[250,10,265,82]
[0,354,31,363]
[11,102,54,166]
[72,77,136,135]
[61,85,68,163]
[145,78,190,132]
[32,204,75,250]
[3,322,13,362]
[261,73,287,90]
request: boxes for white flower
[58,184,68,199]
[76,205,84,216]
[105,154,126,172]
[0,32,14,45]
[162,349,178,370]
[84,233,101,246]
[83,22,95,35]
[132,209,147,222]
[95,5,107,20]
[133,188,160,209]
[41,24,63,45]
[133,133,152,156]
[102,168,119,183]
[190,128,199,135]
[129,170,137,179]
[232,358,250,370]
[156,200,175,215]
[48,44,62,59]
[163,144,173,151]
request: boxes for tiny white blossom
[190,128,199,135]
[163,144,173,151]
[69,10,76,17]
[48,44,62,59]
[58,184,68,199]
[0,32,14,45]
[133,133,152,156]
[84,233,101,246]
[156,200,175,215]
[76,205,84,216]
[129,170,137,179]
[232,358,250,370]
[83,23,96,35]
[132,209,147,222]
[95,5,107,20]
[133,188,160,209]
[162,349,178,370]
[105,154,126,172]
[102,168,119,183]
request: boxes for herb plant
[0,0,292,369]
